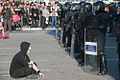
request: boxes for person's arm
[26,55,30,62]
[11,7,15,14]
[1,9,6,15]
[19,55,44,77]
[47,10,49,17]
[28,60,45,77]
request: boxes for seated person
[10,42,44,79]
[0,22,8,39]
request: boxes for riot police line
[55,1,120,75]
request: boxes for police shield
[83,41,98,74]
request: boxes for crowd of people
[0,0,119,33]
[0,0,61,33]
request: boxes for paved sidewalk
[0,32,114,80]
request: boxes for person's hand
[29,60,33,64]
[28,64,33,68]
[39,72,45,77]
[34,13,37,17]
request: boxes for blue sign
[86,45,97,52]
[85,42,97,55]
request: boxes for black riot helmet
[118,2,120,5]
[93,1,105,13]
[79,1,86,13]
[79,1,86,7]
[117,2,120,7]
[64,2,71,10]
[84,3,92,12]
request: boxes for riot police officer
[93,1,108,74]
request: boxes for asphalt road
[0,31,114,80]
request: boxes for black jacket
[10,42,31,77]
[31,8,39,20]
[1,8,12,20]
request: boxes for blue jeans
[42,16,46,27]
[51,16,57,27]
[20,16,23,27]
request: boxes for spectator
[0,22,9,39]
[10,0,14,6]
[11,2,16,14]
[29,3,34,26]
[48,3,52,13]
[0,3,3,22]
[23,3,29,27]
[55,1,61,14]
[48,3,52,26]
[31,4,39,27]
[50,5,58,27]
[10,0,14,3]
[18,3,24,27]
[20,0,24,5]
[26,1,29,5]
[14,0,20,7]
[1,4,13,32]
[0,22,4,37]
[42,6,49,28]
[6,0,10,5]
[26,3,30,26]
[51,3,57,12]
[38,2,43,27]
[34,1,38,7]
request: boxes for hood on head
[20,42,31,55]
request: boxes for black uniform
[10,42,36,78]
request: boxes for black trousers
[11,63,37,78]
